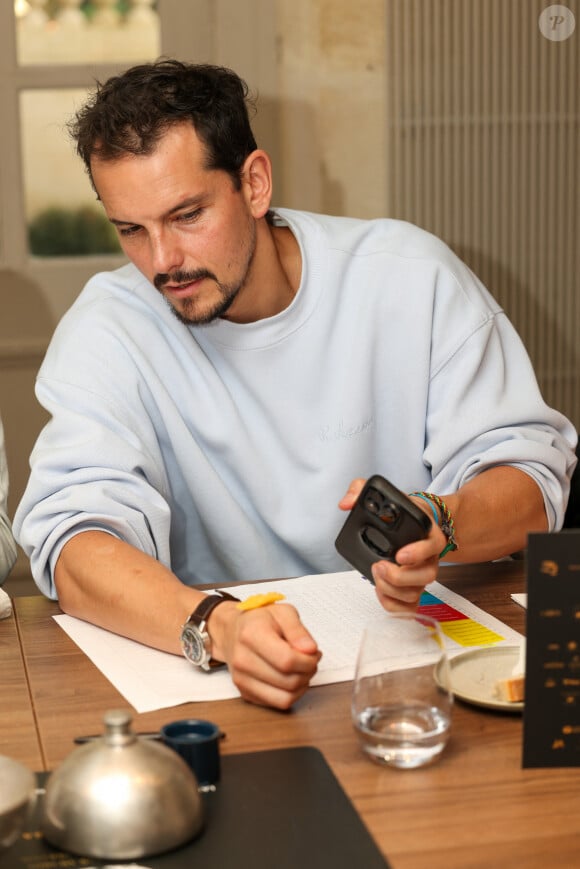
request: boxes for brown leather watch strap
[187,589,240,627]
[181,589,242,670]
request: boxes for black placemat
[5,746,390,868]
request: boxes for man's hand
[369,535,442,612]
[209,601,321,710]
[338,477,443,613]
[55,531,320,713]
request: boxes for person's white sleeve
[0,415,17,584]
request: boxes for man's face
[91,123,258,325]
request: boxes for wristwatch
[180,590,240,671]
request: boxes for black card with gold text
[523,530,580,767]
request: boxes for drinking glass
[352,611,453,769]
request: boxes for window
[1,0,275,308]
[15,2,160,259]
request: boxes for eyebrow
[109,195,207,227]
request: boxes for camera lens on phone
[364,488,382,514]
[379,504,399,524]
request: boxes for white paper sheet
[53,570,524,713]
[511,593,527,608]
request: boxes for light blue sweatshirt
[14,210,577,597]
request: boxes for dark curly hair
[69,59,258,190]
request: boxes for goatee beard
[155,221,257,326]
[167,282,242,326]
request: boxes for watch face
[181,624,207,666]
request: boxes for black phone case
[335,475,431,579]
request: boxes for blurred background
[1,0,578,588]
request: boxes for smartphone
[335,475,431,579]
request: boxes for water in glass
[355,702,451,769]
[352,611,453,769]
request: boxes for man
[0,413,17,584]
[14,60,577,710]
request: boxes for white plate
[436,646,524,712]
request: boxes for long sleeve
[0,415,17,584]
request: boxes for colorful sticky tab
[418,591,504,647]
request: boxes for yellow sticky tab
[236,592,286,611]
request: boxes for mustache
[154,269,216,292]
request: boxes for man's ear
[241,150,273,218]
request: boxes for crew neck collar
[190,209,325,351]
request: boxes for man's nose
[150,230,184,276]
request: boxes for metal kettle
[41,709,204,860]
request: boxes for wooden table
[0,602,43,771]
[3,560,580,869]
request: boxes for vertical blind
[385,0,579,427]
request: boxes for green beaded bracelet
[409,491,458,558]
